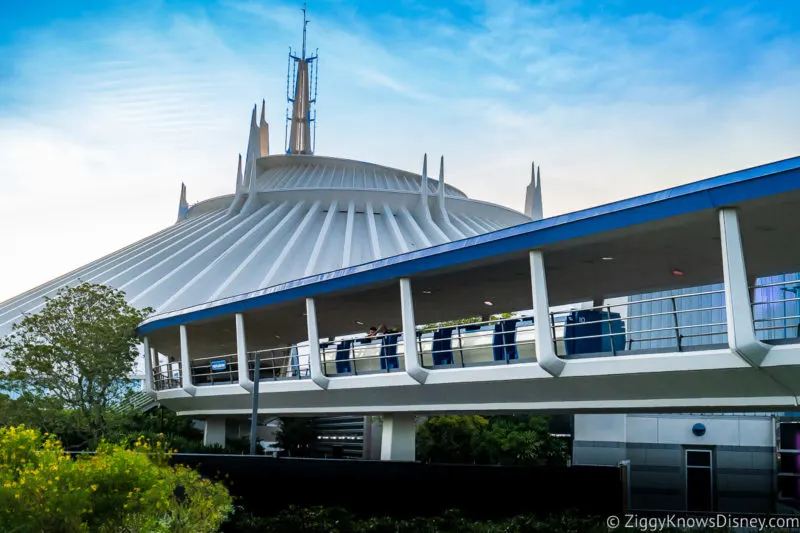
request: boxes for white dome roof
[0,153,531,337]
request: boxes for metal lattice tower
[285,3,318,155]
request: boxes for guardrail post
[400,278,429,384]
[529,250,565,376]
[306,298,330,390]
[618,459,631,513]
[142,336,154,394]
[249,354,260,455]
[179,325,196,395]
[719,208,770,366]
[236,313,254,392]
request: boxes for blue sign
[692,423,706,436]
[210,360,227,372]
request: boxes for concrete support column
[142,336,154,394]
[306,298,330,390]
[380,413,416,462]
[400,278,428,384]
[719,208,769,366]
[204,416,227,447]
[179,325,196,395]
[529,250,564,376]
[236,313,254,392]
[150,347,159,381]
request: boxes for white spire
[236,153,243,192]
[176,182,189,222]
[226,154,246,217]
[248,156,258,195]
[524,161,543,220]
[259,99,270,157]
[243,104,260,188]
[420,153,429,201]
[438,155,446,201]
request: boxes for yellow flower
[90,485,98,492]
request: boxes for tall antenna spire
[301,2,309,60]
[285,3,318,155]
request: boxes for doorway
[685,448,714,511]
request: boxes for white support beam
[142,336,154,394]
[149,347,159,389]
[380,413,416,461]
[306,298,330,389]
[204,416,227,447]
[719,208,770,367]
[236,313,254,392]
[179,325,196,395]
[530,250,565,377]
[400,278,428,384]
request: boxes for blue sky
[1,0,799,301]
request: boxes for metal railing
[752,278,800,343]
[418,315,536,369]
[153,362,181,391]
[321,332,404,376]
[149,278,800,387]
[552,288,728,358]
[249,346,310,381]
[191,353,238,386]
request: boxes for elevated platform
[139,155,800,417]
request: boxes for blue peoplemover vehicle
[190,309,627,385]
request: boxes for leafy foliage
[221,506,611,533]
[222,506,793,533]
[418,312,515,333]
[0,282,153,446]
[0,425,233,533]
[416,414,569,467]
[275,417,319,457]
[415,415,489,464]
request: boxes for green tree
[0,282,152,447]
[416,414,569,467]
[275,417,319,457]
[416,415,489,464]
[476,415,569,467]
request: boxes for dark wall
[172,454,621,519]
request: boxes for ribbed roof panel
[0,155,530,337]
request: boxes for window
[685,449,714,511]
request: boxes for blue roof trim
[137,156,800,335]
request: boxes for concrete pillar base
[204,416,227,447]
[380,413,416,461]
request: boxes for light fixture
[483,300,494,306]
[422,290,432,295]
[274,335,281,339]
[602,257,614,261]
[355,320,364,325]
[672,269,684,276]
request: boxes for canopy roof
[138,155,800,358]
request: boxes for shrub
[0,425,233,533]
[221,506,798,533]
